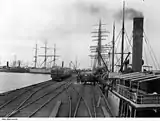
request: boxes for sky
[0,0,160,69]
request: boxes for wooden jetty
[0,74,112,117]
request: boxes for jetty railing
[116,84,160,104]
[137,94,160,104]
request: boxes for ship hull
[105,86,160,117]
[106,90,120,117]
[0,68,28,73]
[29,68,51,74]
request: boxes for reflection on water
[0,72,51,93]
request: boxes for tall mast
[39,41,50,68]
[112,22,115,72]
[121,1,125,70]
[39,42,59,68]
[98,19,102,66]
[53,44,56,66]
[13,54,17,67]
[75,56,78,69]
[89,19,109,69]
[53,44,59,67]
[44,41,47,68]
[34,43,38,68]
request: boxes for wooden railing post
[134,109,136,117]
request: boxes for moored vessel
[90,1,160,117]
[104,13,160,118]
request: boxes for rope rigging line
[106,28,132,72]
[115,29,122,44]
[114,41,131,70]
[143,31,160,69]
[114,33,122,67]
[114,29,133,71]
[114,29,131,71]
[106,30,123,55]
[103,29,122,71]
[124,29,133,48]
[106,29,122,46]
[124,34,131,53]
[104,29,122,68]
[144,46,149,67]
[115,57,121,66]
[114,32,122,55]
[40,60,45,67]
[144,37,157,70]
[143,37,158,69]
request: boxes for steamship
[90,2,160,117]
[0,61,28,73]
[104,10,160,118]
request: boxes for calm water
[0,72,51,93]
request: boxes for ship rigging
[33,42,60,69]
[90,0,160,117]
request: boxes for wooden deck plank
[96,96,101,107]
[49,101,61,117]
[101,106,110,117]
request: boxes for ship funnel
[7,61,9,67]
[132,17,144,72]
[62,61,64,68]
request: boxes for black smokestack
[114,8,143,21]
[7,61,9,67]
[62,61,64,68]
[132,17,144,72]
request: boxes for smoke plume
[73,1,111,18]
[114,8,144,21]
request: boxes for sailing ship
[91,1,160,117]
[29,42,59,74]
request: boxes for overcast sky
[0,0,159,69]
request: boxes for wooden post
[118,99,123,117]
[120,100,124,117]
[134,109,137,117]
[137,82,139,95]
[122,101,125,117]
[136,82,139,103]
[124,102,126,117]
[129,81,132,99]
[129,105,132,117]
[126,103,128,117]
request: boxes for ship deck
[0,74,112,117]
